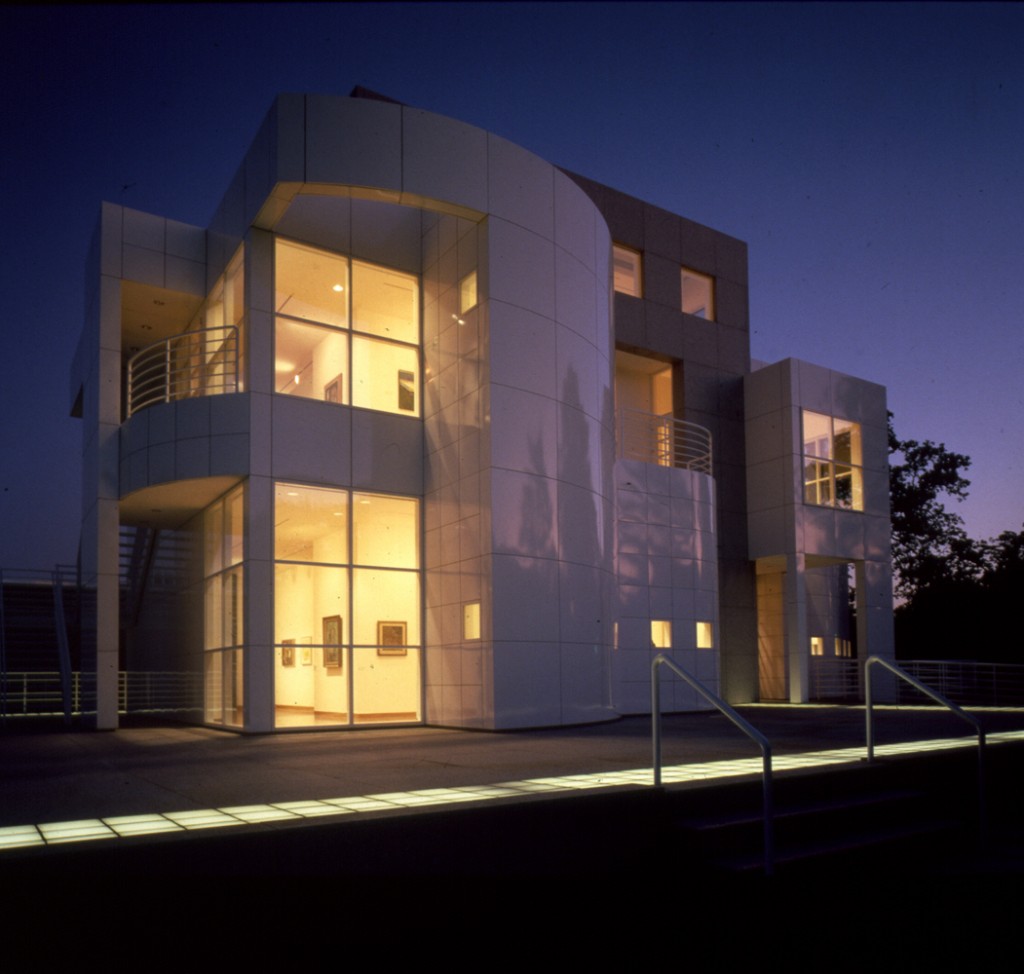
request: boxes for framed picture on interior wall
[324,374,343,404]
[282,640,295,667]
[322,615,343,668]
[377,621,408,656]
[301,645,313,666]
[397,370,415,412]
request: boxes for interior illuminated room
[72,88,894,733]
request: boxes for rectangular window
[651,619,672,649]
[460,270,478,313]
[802,411,863,511]
[613,244,642,297]
[810,636,825,657]
[681,268,715,320]
[696,621,714,649]
[274,239,419,416]
[273,483,421,728]
[463,602,481,641]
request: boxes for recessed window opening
[613,244,642,297]
[802,411,864,511]
[681,267,715,320]
[696,621,714,649]
[651,619,672,650]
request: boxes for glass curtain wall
[274,239,419,415]
[274,484,421,727]
[203,485,245,726]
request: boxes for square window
[681,268,715,320]
[651,619,672,649]
[613,245,642,297]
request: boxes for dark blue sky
[1,3,1022,569]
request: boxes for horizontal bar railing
[652,653,773,875]
[127,325,240,416]
[864,655,986,843]
[618,409,712,474]
[0,672,203,718]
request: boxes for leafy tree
[888,412,981,602]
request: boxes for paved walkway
[3,704,1024,854]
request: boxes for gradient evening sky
[1,2,1022,570]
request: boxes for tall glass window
[274,483,421,728]
[274,239,419,416]
[202,485,245,727]
[802,411,864,511]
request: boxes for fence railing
[618,409,713,474]
[896,660,1024,708]
[0,671,203,719]
[127,325,240,416]
[809,657,861,701]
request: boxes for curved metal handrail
[652,653,774,874]
[618,409,713,474]
[127,324,240,416]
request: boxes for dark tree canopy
[889,413,1024,662]
[888,412,978,601]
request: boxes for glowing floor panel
[4,726,1022,853]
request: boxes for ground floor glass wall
[274,483,421,727]
[202,486,245,726]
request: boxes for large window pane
[352,261,418,344]
[275,317,349,402]
[353,646,421,723]
[353,494,419,568]
[274,563,349,646]
[274,484,348,564]
[352,568,420,648]
[351,336,419,415]
[275,239,349,327]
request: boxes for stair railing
[651,653,774,875]
[864,655,986,844]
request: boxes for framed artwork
[377,621,408,656]
[324,374,343,404]
[323,615,343,668]
[398,370,415,412]
[301,646,313,666]
[282,640,295,667]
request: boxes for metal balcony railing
[127,325,240,416]
[618,409,713,474]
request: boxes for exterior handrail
[127,324,240,416]
[652,653,774,875]
[864,655,986,843]
[619,409,713,474]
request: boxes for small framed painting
[377,621,407,656]
[323,615,343,668]
[282,640,295,667]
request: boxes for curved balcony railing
[127,325,240,417]
[618,408,713,474]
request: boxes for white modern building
[71,89,894,732]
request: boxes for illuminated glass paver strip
[2,727,1023,853]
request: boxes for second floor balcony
[126,325,240,417]
[617,408,713,475]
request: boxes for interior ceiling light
[332,284,344,292]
